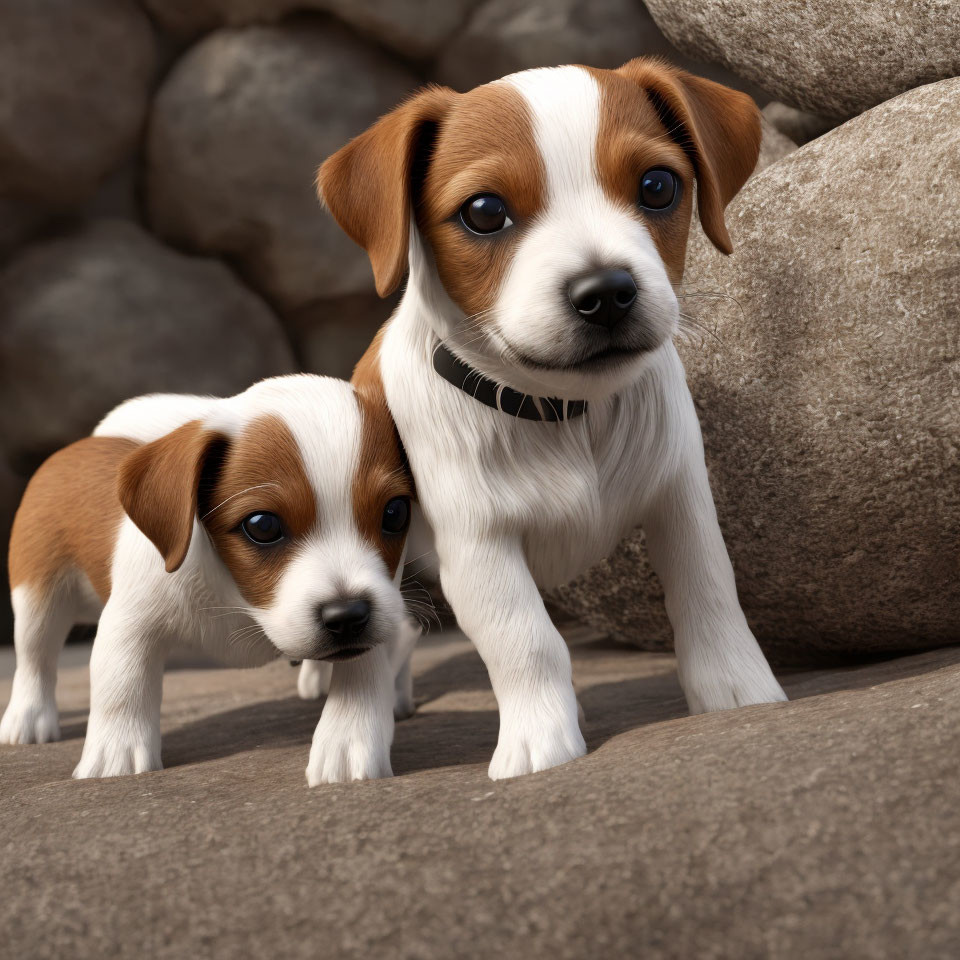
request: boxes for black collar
[432,341,587,422]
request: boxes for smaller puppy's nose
[568,269,638,328]
[320,598,371,640]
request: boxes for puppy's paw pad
[0,697,60,745]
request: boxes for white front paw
[681,639,787,715]
[73,725,161,779]
[488,700,586,781]
[305,716,393,786]
[297,660,332,701]
[0,693,60,745]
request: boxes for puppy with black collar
[0,374,417,784]
[318,59,787,780]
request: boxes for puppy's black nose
[568,269,638,328]
[320,598,370,640]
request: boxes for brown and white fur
[1,374,418,784]
[318,59,787,780]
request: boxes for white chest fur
[382,299,697,589]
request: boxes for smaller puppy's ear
[118,421,228,573]
[317,85,458,297]
[618,59,761,254]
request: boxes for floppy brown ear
[118,420,227,573]
[618,59,761,254]
[316,85,458,297]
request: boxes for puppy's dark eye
[241,512,284,545]
[459,194,513,235]
[638,169,678,210]
[381,497,410,536]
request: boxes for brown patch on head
[352,333,413,577]
[588,66,696,284]
[416,81,545,322]
[201,415,316,609]
[601,59,761,268]
[318,81,545,325]
[9,436,139,602]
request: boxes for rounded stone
[146,21,419,312]
[550,79,960,663]
[642,0,960,119]
[0,0,156,208]
[436,0,771,101]
[0,220,296,472]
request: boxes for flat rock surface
[3,633,960,958]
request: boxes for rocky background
[0,1,956,658]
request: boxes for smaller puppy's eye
[638,168,678,211]
[241,512,284,545]
[459,194,513,235]
[381,497,410,536]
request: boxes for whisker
[201,483,281,521]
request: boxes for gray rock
[0,0,155,208]
[436,0,771,101]
[643,0,960,119]
[550,79,960,663]
[142,0,481,59]
[0,220,296,473]
[5,636,960,958]
[285,292,399,380]
[147,21,419,312]
[754,116,797,175]
[762,102,836,146]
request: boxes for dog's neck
[431,340,588,422]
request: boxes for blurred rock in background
[0,0,956,655]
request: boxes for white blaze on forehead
[503,66,601,201]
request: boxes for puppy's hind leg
[390,618,421,721]
[0,584,75,744]
[297,660,332,701]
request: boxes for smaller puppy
[0,375,414,785]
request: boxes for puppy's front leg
[73,600,168,779]
[437,535,585,780]
[642,442,787,714]
[306,644,395,785]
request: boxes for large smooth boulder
[643,0,960,119]
[0,0,155,208]
[143,0,482,60]
[0,220,296,473]
[436,0,770,100]
[147,22,418,313]
[550,79,960,664]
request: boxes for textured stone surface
[552,79,960,663]
[762,101,836,146]
[143,0,481,58]
[0,0,155,207]
[2,634,960,958]
[754,116,797,175]
[643,0,960,119]
[436,0,770,101]
[0,220,295,473]
[147,22,418,312]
